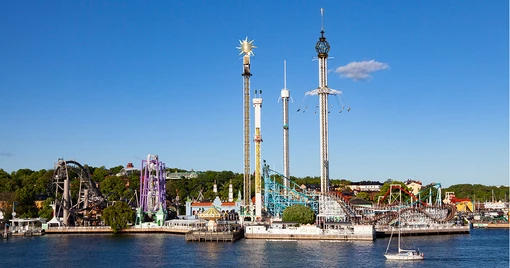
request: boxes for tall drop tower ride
[313,8,333,193]
[253,90,263,219]
[280,61,291,191]
[237,37,256,206]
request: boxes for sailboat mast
[385,228,393,254]
[398,187,402,252]
[398,210,401,252]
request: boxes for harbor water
[0,228,508,267]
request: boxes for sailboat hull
[384,253,424,260]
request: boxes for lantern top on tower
[315,8,330,58]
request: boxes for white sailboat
[384,207,424,261]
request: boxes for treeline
[0,166,508,220]
[443,184,509,202]
[0,166,248,220]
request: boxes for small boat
[384,207,424,261]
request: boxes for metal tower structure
[253,90,263,219]
[305,8,343,194]
[280,61,291,192]
[263,162,319,218]
[137,154,167,225]
[237,37,256,206]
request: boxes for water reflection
[0,229,508,268]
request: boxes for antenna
[284,60,287,89]
[321,8,324,32]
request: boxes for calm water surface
[1,229,508,267]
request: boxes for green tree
[15,185,38,218]
[109,165,125,176]
[102,201,135,233]
[356,192,370,201]
[282,204,316,225]
[443,184,509,202]
[100,176,127,201]
[0,169,18,193]
[33,169,54,196]
[0,192,16,220]
[92,166,109,183]
[12,168,34,179]
[38,198,54,219]
[127,172,140,191]
[374,180,411,204]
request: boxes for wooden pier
[185,229,244,242]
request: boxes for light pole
[12,201,17,219]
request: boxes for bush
[282,205,316,225]
[102,201,135,233]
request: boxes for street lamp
[12,201,18,219]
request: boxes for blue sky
[0,1,508,187]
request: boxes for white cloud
[334,60,389,81]
[0,151,14,157]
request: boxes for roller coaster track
[52,159,106,225]
[262,165,456,224]
[378,185,427,206]
[263,166,319,217]
[358,204,456,225]
[324,192,357,219]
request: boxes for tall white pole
[253,91,263,219]
[281,61,291,192]
[228,181,233,202]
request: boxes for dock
[244,224,376,241]
[487,223,510,228]
[375,225,470,237]
[244,232,375,241]
[185,229,244,242]
[472,222,510,229]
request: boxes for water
[1,229,508,267]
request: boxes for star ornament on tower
[237,37,256,56]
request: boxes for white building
[346,181,384,192]
[166,171,199,180]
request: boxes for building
[116,163,139,177]
[349,198,373,207]
[166,170,200,180]
[346,181,384,193]
[405,180,423,195]
[185,196,242,219]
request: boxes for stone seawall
[185,230,244,242]
[45,227,189,234]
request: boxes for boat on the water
[384,207,424,261]
[384,246,424,260]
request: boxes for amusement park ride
[242,9,457,227]
[48,9,458,230]
[136,154,167,226]
[49,154,169,227]
[50,159,105,226]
